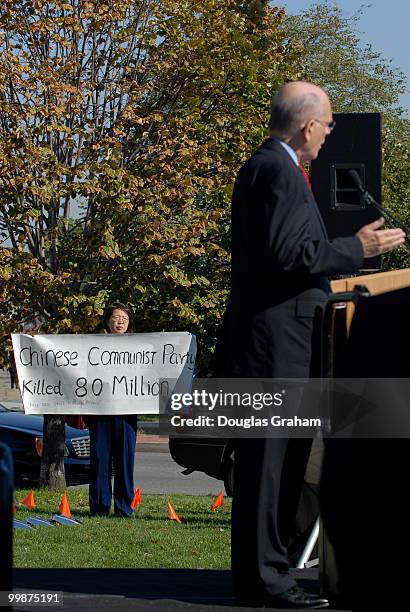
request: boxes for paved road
[13,567,336,612]
[73,444,226,495]
[135,445,226,495]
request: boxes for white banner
[11,332,196,415]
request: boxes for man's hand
[356,217,405,258]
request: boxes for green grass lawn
[13,489,231,569]
[137,415,159,423]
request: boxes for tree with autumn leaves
[0,0,299,486]
[0,0,298,353]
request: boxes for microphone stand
[362,189,410,236]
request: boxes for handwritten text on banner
[11,332,196,415]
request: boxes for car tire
[223,449,234,497]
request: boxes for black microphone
[347,169,381,211]
[347,169,366,193]
[347,169,410,235]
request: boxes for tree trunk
[39,415,66,489]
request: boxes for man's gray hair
[268,90,322,135]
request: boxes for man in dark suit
[219,81,405,608]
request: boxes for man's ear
[301,120,313,142]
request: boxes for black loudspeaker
[311,113,382,270]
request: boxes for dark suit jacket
[221,138,364,378]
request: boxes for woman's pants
[88,415,138,516]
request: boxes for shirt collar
[269,136,298,166]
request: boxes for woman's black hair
[102,302,134,333]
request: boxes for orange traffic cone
[210,490,224,511]
[20,490,35,510]
[59,491,71,518]
[167,499,182,524]
[130,487,141,510]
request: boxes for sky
[278,0,410,114]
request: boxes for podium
[331,268,410,333]
[320,270,410,608]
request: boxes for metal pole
[297,517,320,568]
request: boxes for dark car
[0,403,90,486]
[169,436,234,495]
[168,367,235,495]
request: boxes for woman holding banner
[88,303,138,516]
